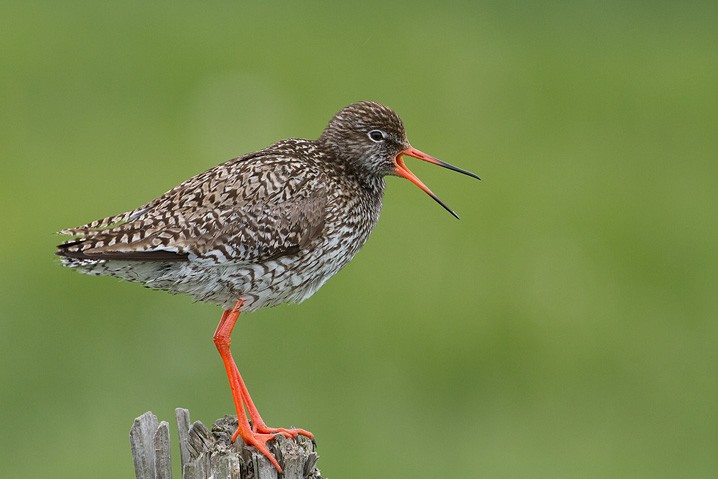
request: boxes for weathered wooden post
[130,409,323,479]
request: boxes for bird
[56,101,480,472]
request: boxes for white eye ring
[368,130,386,142]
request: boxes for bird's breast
[225,185,384,311]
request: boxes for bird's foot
[231,428,284,472]
[253,424,314,441]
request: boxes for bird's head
[319,101,480,218]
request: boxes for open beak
[394,146,480,219]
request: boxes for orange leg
[213,299,313,473]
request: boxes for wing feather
[57,142,328,264]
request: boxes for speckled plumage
[56,101,411,311]
[56,101,480,471]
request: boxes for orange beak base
[394,147,480,219]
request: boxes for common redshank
[56,101,479,472]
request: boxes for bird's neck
[315,139,386,197]
[338,159,386,202]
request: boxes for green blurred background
[2,1,717,478]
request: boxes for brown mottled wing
[189,186,327,262]
[57,145,328,264]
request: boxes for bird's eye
[368,130,386,142]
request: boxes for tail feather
[57,206,151,236]
[56,230,188,262]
